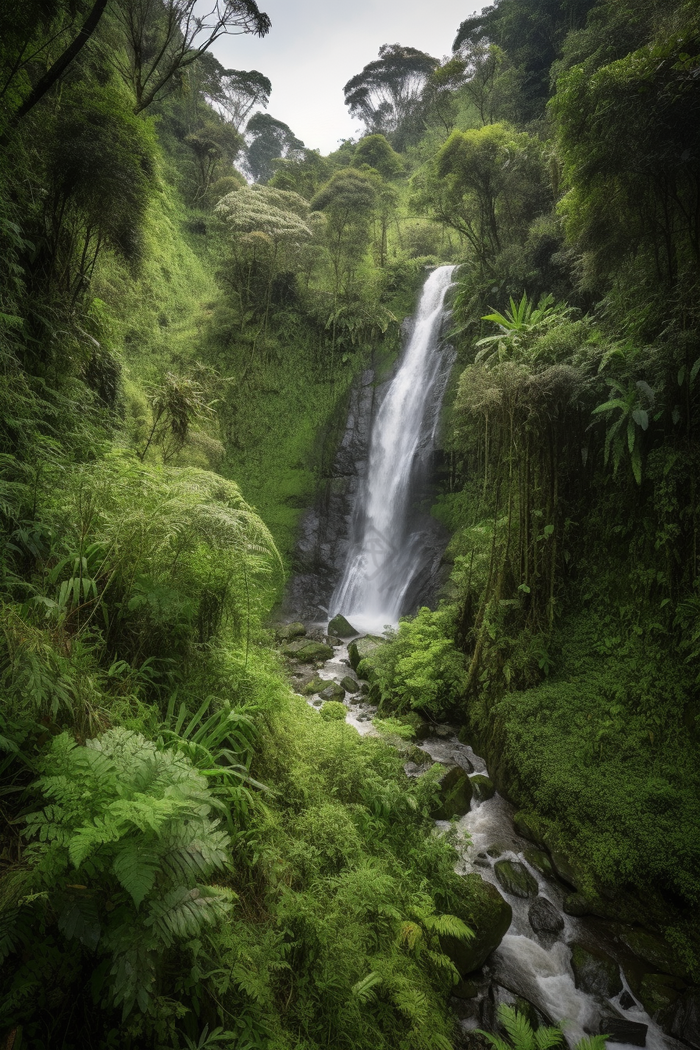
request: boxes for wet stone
[340,675,359,693]
[430,765,473,820]
[599,1017,647,1046]
[528,897,564,935]
[494,860,539,899]
[327,614,359,638]
[523,847,554,878]
[470,774,495,802]
[619,990,638,1011]
[486,843,507,858]
[319,682,345,702]
[563,893,590,917]
[282,639,334,662]
[276,621,306,640]
[571,943,623,999]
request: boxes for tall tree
[199,53,272,131]
[343,43,438,143]
[111,0,271,114]
[244,112,305,183]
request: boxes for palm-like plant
[591,378,655,485]
[475,292,574,366]
[479,1004,608,1050]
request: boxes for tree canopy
[343,43,438,144]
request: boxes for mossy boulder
[563,893,590,917]
[570,943,623,998]
[303,676,329,696]
[494,860,539,899]
[639,972,684,1015]
[513,811,548,848]
[319,701,347,721]
[620,928,688,978]
[277,621,306,641]
[348,635,384,671]
[470,774,495,802]
[656,986,700,1046]
[441,873,512,976]
[319,682,345,702]
[282,639,334,663]
[327,615,359,638]
[430,765,473,820]
[523,848,554,878]
[340,675,359,693]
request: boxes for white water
[330,265,457,634]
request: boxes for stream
[287,266,689,1048]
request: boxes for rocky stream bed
[277,619,700,1050]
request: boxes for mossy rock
[319,682,345,702]
[440,872,512,976]
[513,811,548,849]
[430,766,473,820]
[470,774,495,802]
[327,614,359,638]
[494,860,539,899]
[639,973,684,1015]
[277,621,306,641]
[620,928,689,979]
[282,639,334,663]
[570,943,623,998]
[303,676,328,696]
[407,746,432,766]
[563,893,590,917]
[319,701,347,721]
[528,896,564,934]
[348,635,384,671]
[340,675,359,693]
[523,848,554,878]
[355,657,378,683]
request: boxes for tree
[111,0,271,114]
[185,119,243,202]
[201,54,272,131]
[310,169,377,298]
[244,112,305,183]
[343,43,438,143]
[352,134,404,180]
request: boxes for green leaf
[113,842,160,908]
[691,357,700,385]
[632,409,648,431]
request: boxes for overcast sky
[209,0,480,155]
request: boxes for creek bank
[277,626,698,1048]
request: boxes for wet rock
[441,873,512,977]
[282,639,334,663]
[434,724,453,738]
[430,765,473,820]
[494,860,539,899]
[523,848,554,878]
[319,701,347,721]
[360,682,369,694]
[528,897,564,935]
[276,621,306,640]
[512,811,548,848]
[619,990,638,1011]
[638,972,683,1015]
[469,774,495,802]
[563,893,590,917]
[319,682,345,702]
[486,843,508,858]
[474,857,491,869]
[340,675,359,693]
[452,751,475,773]
[571,943,623,999]
[348,635,384,671]
[549,849,578,889]
[599,1017,647,1046]
[327,635,341,646]
[619,928,688,978]
[407,746,432,766]
[657,987,700,1048]
[327,614,359,638]
[312,699,322,707]
[303,676,328,695]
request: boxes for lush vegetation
[1,0,699,1044]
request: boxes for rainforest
[0,0,699,1048]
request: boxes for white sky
[209,0,480,155]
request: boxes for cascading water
[330,264,457,633]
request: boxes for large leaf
[112,842,160,908]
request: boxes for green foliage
[319,699,347,721]
[17,728,234,1017]
[373,607,467,719]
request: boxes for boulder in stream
[523,847,554,878]
[430,765,473,819]
[528,896,564,935]
[599,1017,647,1046]
[340,675,359,693]
[327,614,359,638]
[470,774,495,802]
[282,639,334,663]
[303,676,328,695]
[620,927,689,978]
[440,872,512,976]
[655,986,700,1048]
[348,635,384,671]
[570,942,623,998]
[319,682,345,702]
[494,860,539,899]
[563,892,591,917]
[277,621,306,640]
[513,810,548,849]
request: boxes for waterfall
[330,264,457,633]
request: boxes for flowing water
[303,266,687,1049]
[330,264,457,634]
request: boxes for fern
[21,727,235,1017]
[479,1005,565,1050]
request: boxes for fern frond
[112,842,160,907]
[351,971,382,1002]
[145,885,234,947]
